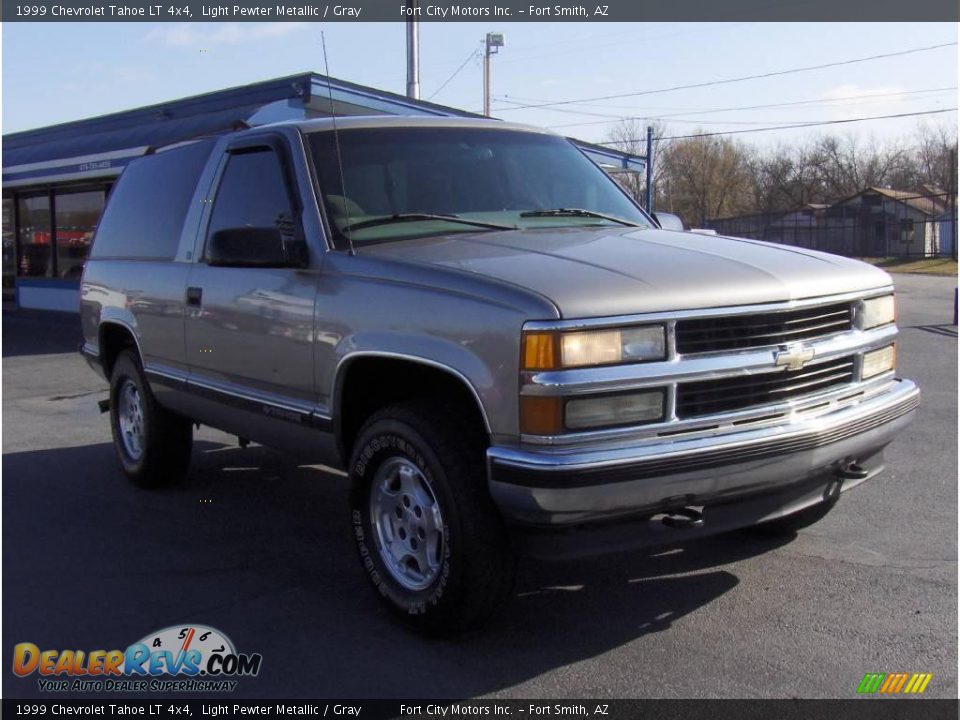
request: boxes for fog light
[862,344,895,380]
[565,390,665,430]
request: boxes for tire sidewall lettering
[351,431,454,615]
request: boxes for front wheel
[349,401,516,635]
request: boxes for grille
[675,302,853,354]
[676,355,855,418]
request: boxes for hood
[361,226,893,319]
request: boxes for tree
[600,120,957,224]
[603,118,666,209]
[656,133,755,226]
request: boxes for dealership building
[1,72,646,312]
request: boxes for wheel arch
[99,320,143,378]
[333,352,492,464]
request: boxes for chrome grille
[676,355,856,418]
[675,302,853,354]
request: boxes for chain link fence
[706,191,957,260]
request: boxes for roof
[837,186,954,217]
[280,115,548,133]
[2,72,645,188]
[1,72,481,188]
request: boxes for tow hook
[836,462,869,481]
[661,506,705,529]
[97,398,110,414]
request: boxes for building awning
[2,71,645,189]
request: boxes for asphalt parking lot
[2,273,957,700]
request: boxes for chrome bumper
[488,378,919,527]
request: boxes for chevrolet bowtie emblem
[774,344,815,371]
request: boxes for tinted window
[55,189,105,279]
[206,147,298,244]
[2,198,13,289]
[17,194,51,276]
[90,140,213,260]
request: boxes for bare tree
[657,133,755,225]
[603,118,667,208]
[602,120,957,223]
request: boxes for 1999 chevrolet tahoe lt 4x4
[80,116,919,633]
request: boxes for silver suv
[80,116,919,633]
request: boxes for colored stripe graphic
[858,672,932,694]
[857,673,885,693]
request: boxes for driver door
[184,135,318,438]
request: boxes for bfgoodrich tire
[349,401,516,635]
[109,349,193,488]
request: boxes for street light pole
[483,32,504,117]
[405,1,420,100]
[645,125,654,213]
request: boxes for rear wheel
[349,401,516,635]
[109,349,193,488]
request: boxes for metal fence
[707,192,958,260]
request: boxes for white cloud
[146,22,308,47]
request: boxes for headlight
[862,344,896,380]
[523,325,666,370]
[860,294,895,330]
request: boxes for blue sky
[2,22,957,147]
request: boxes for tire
[109,349,193,488]
[349,401,516,635]
[748,497,838,536]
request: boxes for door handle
[186,286,203,307]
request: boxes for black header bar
[3,699,960,719]
[2,0,958,22]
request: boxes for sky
[2,21,957,149]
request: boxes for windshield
[307,126,651,247]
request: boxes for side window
[91,140,213,260]
[207,147,300,246]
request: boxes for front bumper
[488,378,919,530]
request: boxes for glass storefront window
[17,194,52,278]
[2,198,14,292]
[55,190,104,280]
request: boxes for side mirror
[652,212,684,232]
[207,227,301,268]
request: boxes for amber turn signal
[519,395,564,435]
[522,331,559,371]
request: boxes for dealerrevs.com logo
[13,625,262,693]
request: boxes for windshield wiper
[519,208,642,227]
[340,213,514,233]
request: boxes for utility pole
[405,1,420,100]
[483,32,504,117]
[645,125,654,213]
[951,145,957,261]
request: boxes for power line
[600,108,958,144]
[495,42,958,112]
[491,22,753,67]
[427,48,480,101]
[535,87,959,129]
